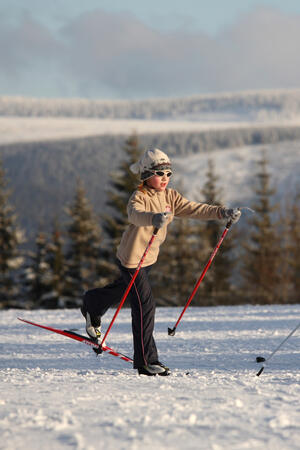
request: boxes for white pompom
[130,162,140,174]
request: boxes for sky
[1,0,300,99]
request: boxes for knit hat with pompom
[130,148,171,181]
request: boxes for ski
[18,317,133,364]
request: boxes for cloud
[0,13,60,78]
[217,8,300,90]
[60,10,214,97]
[1,7,300,98]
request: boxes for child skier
[81,148,241,376]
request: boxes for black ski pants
[82,261,158,369]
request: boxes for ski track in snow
[1,305,300,450]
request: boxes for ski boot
[138,362,170,376]
[151,361,170,376]
[81,306,101,342]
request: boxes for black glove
[152,212,170,229]
[222,207,241,224]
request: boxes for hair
[137,181,148,193]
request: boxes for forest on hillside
[1,124,300,244]
[1,90,300,118]
[1,135,300,310]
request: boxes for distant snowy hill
[2,89,300,120]
[2,89,300,146]
[1,116,300,146]
[1,305,300,449]
[172,141,300,206]
[1,89,300,243]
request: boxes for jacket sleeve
[172,190,224,220]
[127,191,154,226]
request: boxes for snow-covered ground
[1,305,299,450]
[2,116,300,145]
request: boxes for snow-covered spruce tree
[276,204,293,303]
[152,217,202,306]
[151,180,203,306]
[288,192,300,302]
[0,160,25,309]
[274,193,300,303]
[64,180,111,307]
[103,134,142,253]
[22,232,54,309]
[198,159,236,304]
[241,152,280,303]
[45,220,66,308]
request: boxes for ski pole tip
[93,347,103,355]
[256,366,264,377]
[168,327,176,336]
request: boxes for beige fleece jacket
[116,186,224,268]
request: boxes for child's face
[146,171,171,191]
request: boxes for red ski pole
[100,227,159,347]
[168,220,233,336]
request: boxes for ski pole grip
[153,227,159,235]
[226,220,233,229]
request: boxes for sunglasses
[151,170,173,178]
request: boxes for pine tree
[0,160,25,309]
[274,194,300,303]
[241,151,280,303]
[152,180,205,306]
[276,206,292,303]
[22,231,54,309]
[198,159,236,304]
[288,192,300,302]
[103,134,142,252]
[153,218,200,305]
[64,180,110,306]
[46,220,66,307]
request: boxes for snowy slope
[2,116,300,145]
[172,140,300,205]
[1,305,300,450]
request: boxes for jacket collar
[139,185,166,197]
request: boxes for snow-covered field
[2,116,300,145]
[1,305,299,450]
